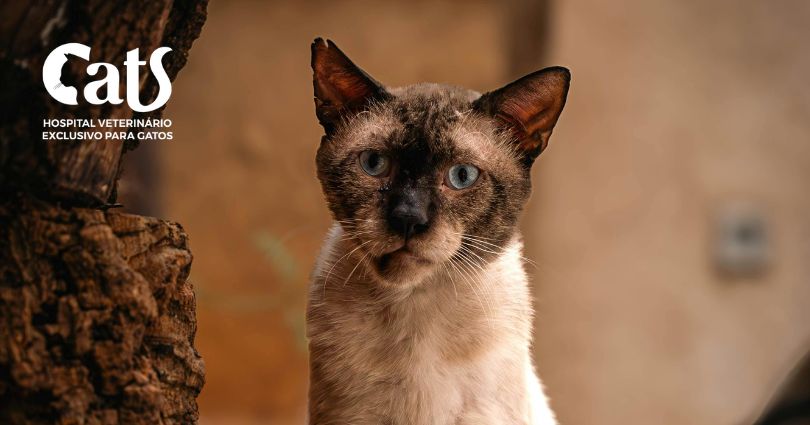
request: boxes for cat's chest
[323,328,484,424]
[318,338,524,425]
[310,300,520,423]
[327,290,499,373]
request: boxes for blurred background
[118,0,810,423]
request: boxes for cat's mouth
[375,245,431,269]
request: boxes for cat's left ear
[311,38,390,135]
[474,67,570,165]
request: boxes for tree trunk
[0,1,207,423]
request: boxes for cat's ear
[311,38,390,134]
[474,67,570,165]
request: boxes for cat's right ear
[311,38,390,135]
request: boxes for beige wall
[529,1,810,424]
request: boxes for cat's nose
[389,205,429,240]
[388,192,430,240]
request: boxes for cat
[307,38,569,425]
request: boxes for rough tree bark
[0,1,207,423]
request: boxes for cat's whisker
[343,242,376,287]
[322,239,374,298]
[459,243,490,265]
[459,239,501,255]
[464,239,569,281]
[460,239,515,262]
[338,229,377,242]
[455,232,501,242]
[336,220,381,242]
[447,230,505,248]
[336,217,376,223]
[459,235,541,269]
[440,262,458,300]
[457,233,505,248]
[449,230,543,272]
[335,217,378,227]
[448,252,494,327]
[445,256,490,325]
[453,248,497,323]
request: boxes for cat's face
[311,38,569,286]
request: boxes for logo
[42,43,172,113]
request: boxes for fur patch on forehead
[335,103,402,148]
[448,110,523,173]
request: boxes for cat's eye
[446,164,480,190]
[358,150,390,177]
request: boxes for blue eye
[447,164,479,189]
[359,150,390,176]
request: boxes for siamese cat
[307,38,569,425]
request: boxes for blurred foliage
[191,230,308,351]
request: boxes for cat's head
[311,38,569,286]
